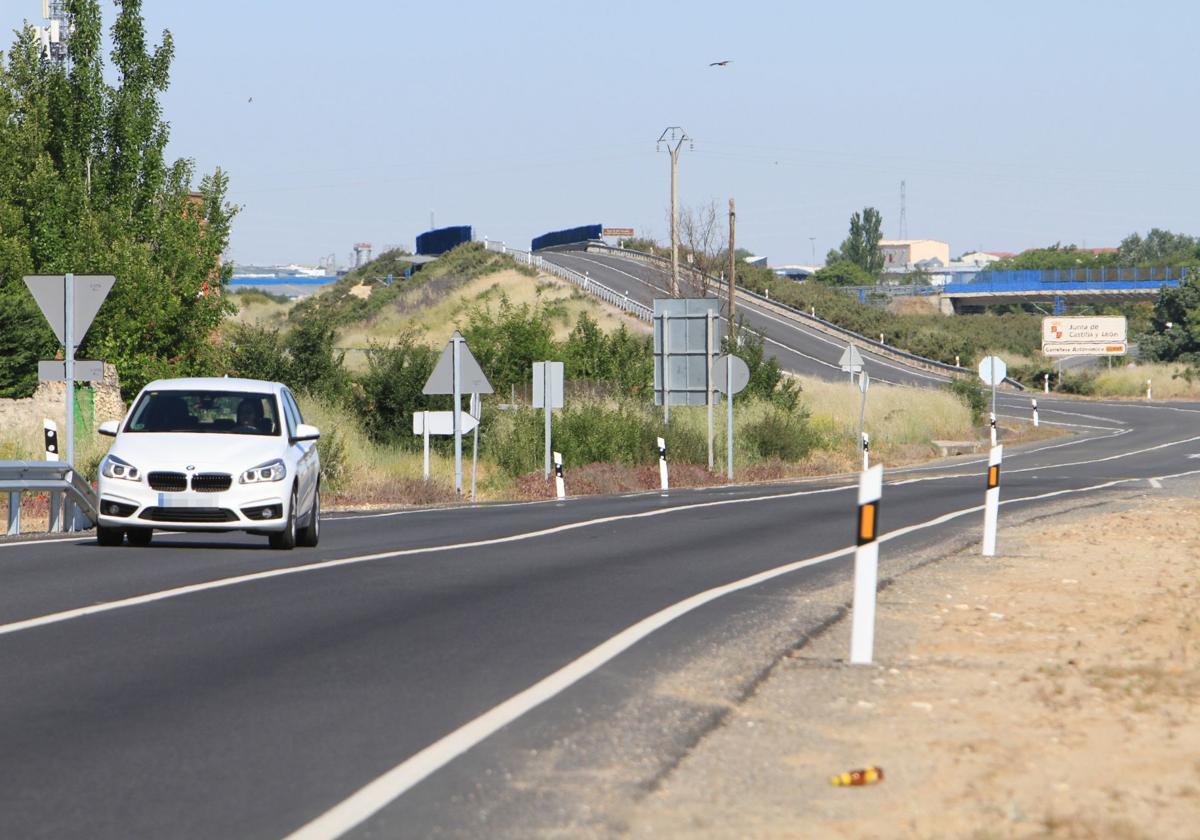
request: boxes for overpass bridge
[940,266,1189,313]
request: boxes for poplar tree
[0,0,237,398]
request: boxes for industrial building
[879,239,950,270]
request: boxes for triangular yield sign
[24,275,116,348]
[423,332,494,395]
[838,344,864,370]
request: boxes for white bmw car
[95,377,321,549]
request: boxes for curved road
[543,249,955,388]
[1,388,1198,837]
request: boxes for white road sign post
[858,370,870,458]
[423,332,492,495]
[839,344,864,384]
[24,273,115,474]
[712,353,749,481]
[850,464,884,665]
[413,410,480,481]
[533,361,564,479]
[1041,316,1127,356]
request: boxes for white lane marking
[283,467,1200,840]
[1149,478,1163,488]
[0,485,856,638]
[0,536,87,550]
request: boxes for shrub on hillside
[945,379,987,424]
[352,334,438,446]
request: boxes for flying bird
[709,60,732,67]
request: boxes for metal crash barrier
[1,461,98,536]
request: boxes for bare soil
[625,490,1200,839]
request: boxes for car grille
[191,473,232,493]
[139,507,238,523]
[147,471,188,492]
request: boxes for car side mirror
[291,423,320,443]
[98,420,120,437]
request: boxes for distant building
[879,239,950,270]
[958,250,1012,266]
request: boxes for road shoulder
[625,482,1200,839]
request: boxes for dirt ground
[626,490,1200,839]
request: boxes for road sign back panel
[423,333,494,395]
[24,275,115,347]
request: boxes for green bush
[741,405,819,461]
[945,379,987,424]
[352,334,438,446]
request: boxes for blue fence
[531,224,602,252]
[947,266,1191,293]
[416,225,473,256]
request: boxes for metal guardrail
[579,243,1026,390]
[483,240,654,321]
[1,461,98,536]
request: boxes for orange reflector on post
[987,465,1000,489]
[857,502,878,545]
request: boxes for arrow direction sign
[24,275,115,348]
[412,410,479,436]
[838,344,864,373]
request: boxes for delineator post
[982,445,1003,556]
[850,464,884,665]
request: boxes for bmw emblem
[185,464,195,471]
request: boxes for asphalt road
[2,387,1199,838]
[543,249,954,388]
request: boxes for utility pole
[728,198,737,340]
[809,236,816,264]
[657,127,691,297]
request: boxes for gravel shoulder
[624,482,1200,839]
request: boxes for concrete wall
[0,364,125,452]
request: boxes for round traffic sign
[977,355,1007,386]
[712,354,750,395]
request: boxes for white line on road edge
[283,467,1200,840]
[0,484,856,638]
[850,465,883,665]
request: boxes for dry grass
[797,375,976,454]
[336,269,647,371]
[226,290,296,328]
[1092,362,1200,399]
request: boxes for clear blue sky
[4,0,1199,266]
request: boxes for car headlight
[240,458,286,484]
[101,454,141,482]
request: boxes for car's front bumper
[96,478,290,532]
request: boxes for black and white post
[553,451,565,500]
[989,412,997,447]
[850,464,884,665]
[982,444,1003,556]
[1032,398,1039,428]
[43,419,59,461]
[861,432,870,471]
[658,436,669,493]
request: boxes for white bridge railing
[483,239,653,322]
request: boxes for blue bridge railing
[946,265,1192,294]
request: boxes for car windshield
[125,390,281,435]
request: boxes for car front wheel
[269,488,298,550]
[96,525,124,547]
